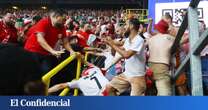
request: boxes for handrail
[42,52,82,96]
[174,54,190,81]
[84,52,89,61]
[171,0,200,54]
[193,29,208,55]
[170,0,206,95]
[59,88,70,96]
[60,51,104,96]
[59,54,82,96]
[171,14,188,54]
[170,0,200,79]
[73,57,82,96]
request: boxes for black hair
[33,16,42,22]
[129,18,141,31]
[24,81,46,95]
[164,13,173,21]
[68,21,75,31]
[50,9,66,17]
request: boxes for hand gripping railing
[42,52,82,96]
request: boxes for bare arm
[147,18,153,34]
[36,33,54,53]
[62,37,74,53]
[36,33,64,57]
[113,40,125,46]
[104,37,136,59]
[84,47,103,52]
[111,44,135,59]
[87,51,105,57]
[48,83,68,94]
[48,80,80,94]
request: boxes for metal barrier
[171,0,208,96]
[84,52,89,62]
[125,9,148,23]
[42,52,82,96]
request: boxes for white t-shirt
[123,35,146,77]
[67,67,109,96]
[143,32,152,39]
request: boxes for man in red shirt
[76,23,92,48]
[24,10,74,73]
[0,13,18,44]
[18,16,42,44]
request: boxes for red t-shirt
[24,25,35,43]
[76,30,90,47]
[24,18,66,55]
[0,21,18,43]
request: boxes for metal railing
[171,0,208,96]
[84,52,89,62]
[125,9,148,23]
[42,52,82,96]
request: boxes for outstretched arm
[84,47,103,52]
[48,80,80,94]
[62,37,74,54]
[87,51,105,57]
[48,83,68,94]
[103,37,136,59]
[147,18,153,34]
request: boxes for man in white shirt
[147,19,175,96]
[103,18,146,96]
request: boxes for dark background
[0,0,148,9]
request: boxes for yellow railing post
[42,53,78,96]
[59,88,70,96]
[59,54,83,96]
[84,52,89,61]
[44,79,50,96]
[74,54,82,96]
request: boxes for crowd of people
[0,8,207,96]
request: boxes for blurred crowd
[0,8,207,96]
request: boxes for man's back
[148,34,175,65]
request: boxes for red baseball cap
[154,19,169,34]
